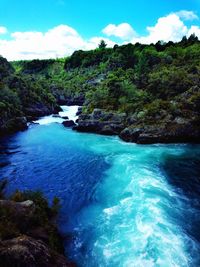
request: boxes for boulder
[100,125,115,135]
[119,127,142,142]
[62,120,76,127]
[61,116,69,120]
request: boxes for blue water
[0,122,200,267]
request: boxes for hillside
[0,35,200,142]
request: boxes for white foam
[33,105,79,125]
[59,105,79,121]
[33,115,65,125]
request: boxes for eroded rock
[0,235,72,267]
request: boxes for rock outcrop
[74,108,200,144]
[55,93,85,106]
[0,196,76,267]
[24,103,55,119]
[0,117,28,135]
[0,235,74,267]
[120,122,200,144]
[74,109,126,136]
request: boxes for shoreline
[1,107,200,145]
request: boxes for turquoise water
[0,122,200,266]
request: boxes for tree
[98,40,107,49]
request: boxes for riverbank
[73,108,200,144]
[0,180,76,267]
[1,104,199,144]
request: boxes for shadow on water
[0,127,112,236]
[160,145,200,244]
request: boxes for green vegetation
[0,35,200,134]
[0,179,62,253]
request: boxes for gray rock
[61,116,69,120]
[62,120,76,127]
[120,123,200,144]
[119,127,142,142]
[52,114,61,118]
[74,109,127,136]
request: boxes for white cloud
[188,25,200,39]
[0,24,116,61]
[131,13,189,44]
[0,10,200,61]
[176,10,198,21]
[102,23,136,40]
[0,26,7,35]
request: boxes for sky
[0,0,200,60]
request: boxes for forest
[0,35,199,136]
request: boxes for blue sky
[1,0,199,36]
[0,0,200,60]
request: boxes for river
[0,106,200,267]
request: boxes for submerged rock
[52,114,61,118]
[0,161,10,168]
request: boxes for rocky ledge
[0,102,62,136]
[0,117,28,136]
[120,122,200,144]
[74,109,200,144]
[0,185,76,267]
[25,103,62,122]
[73,109,126,135]
[0,235,74,267]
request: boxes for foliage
[0,34,200,129]
[0,188,62,252]
[98,40,107,49]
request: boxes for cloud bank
[0,10,199,61]
[102,23,137,40]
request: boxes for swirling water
[0,109,200,266]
